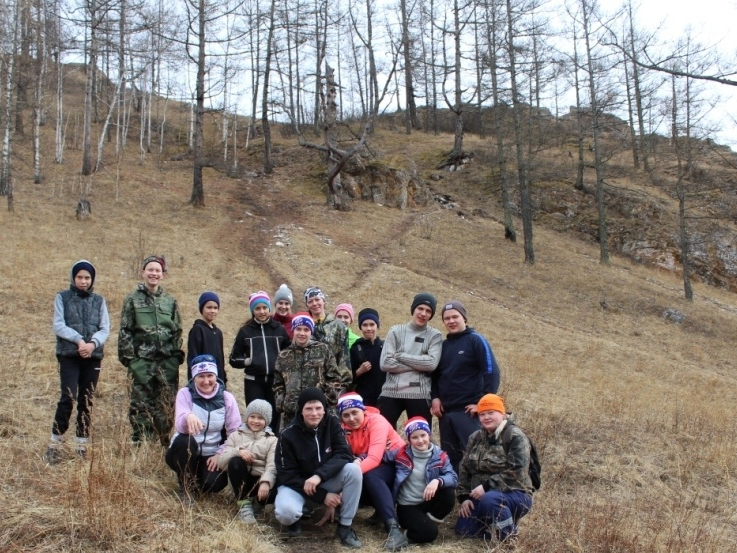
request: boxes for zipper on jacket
[260,324,270,376]
[314,431,321,463]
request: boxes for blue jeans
[360,462,397,522]
[455,489,532,541]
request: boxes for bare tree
[506,0,533,263]
[399,0,420,132]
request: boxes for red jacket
[342,407,405,473]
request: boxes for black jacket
[229,318,290,379]
[349,337,385,407]
[275,412,353,503]
[187,319,226,383]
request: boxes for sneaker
[237,501,256,523]
[44,445,61,465]
[426,512,446,524]
[336,524,362,548]
[301,505,315,519]
[285,520,302,537]
[384,520,409,551]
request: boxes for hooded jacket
[275,399,353,504]
[383,443,458,501]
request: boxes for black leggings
[396,486,456,543]
[165,434,228,493]
[228,456,276,504]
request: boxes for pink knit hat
[334,303,355,324]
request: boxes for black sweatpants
[396,486,456,543]
[52,356,101,438]
[165,434,228,493]
[376,396,431,432]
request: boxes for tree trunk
[33,0,47,184]
[190,0,206,207]
[81,0,96,176]
[400,0,420,133]
[488,0,515,241]
[1,0,20,198]
[262,0,277,174]
[581,0,608,264]
[506,0,533,263]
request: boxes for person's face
[479,410,505,432]
[141,261,164,291]
[247,413,266,433]
[335,310,352,326]
[412,304,433,327]
[302,400,325,428]
[201,301,219,324]
[253,303,270,323]
[442,309,466,334]
[340,407,365,430]
[409,429,431,450]
[74,270,92,291]
[360,320,378,341]
[306,296,326,318]
[194,372,217,395]
[275,299,291,316]
[293,325,312,347]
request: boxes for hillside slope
[0,114,736,551]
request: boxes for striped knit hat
[337,392,365,413]
[404,417,431,438]
[249,291,271,314]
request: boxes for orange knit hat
[477,394,506,414]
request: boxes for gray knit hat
[274,284,294,306]
[245,399,272,426]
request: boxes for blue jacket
[431,328,500,412]
[383,443,457,500]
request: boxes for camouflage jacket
[273,340,351,422]
[312,314,351,374]
[456,418,534,500]
[118,283,183,366]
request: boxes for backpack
[501,422,541,492]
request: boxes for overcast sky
[600,0,737,148]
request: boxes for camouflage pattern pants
[127,356,180,445]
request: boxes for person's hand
[430,398,444,418]
[206,454,220,471]
[78,341,95,358]
[303,475,322,496]
[316,504,336,526]
[464,404,478,416]
[257,481,271,502]
[238,448,255,463]
[359,361,372,375]
[469,484,485,500]
[458,499,475,518]
[186,413,206,434]
[324,492,341,508]
[423,478,440,501]
[353,457,362,467]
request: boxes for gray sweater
[379,321,442,399]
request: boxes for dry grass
[1,107,736,552]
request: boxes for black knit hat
[411,292,437,319]
[297,387,327,412]
[358,308,380,328]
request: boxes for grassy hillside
[1,92,736,552]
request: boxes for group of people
[47,256,536,549]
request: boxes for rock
[662,308,685,324]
